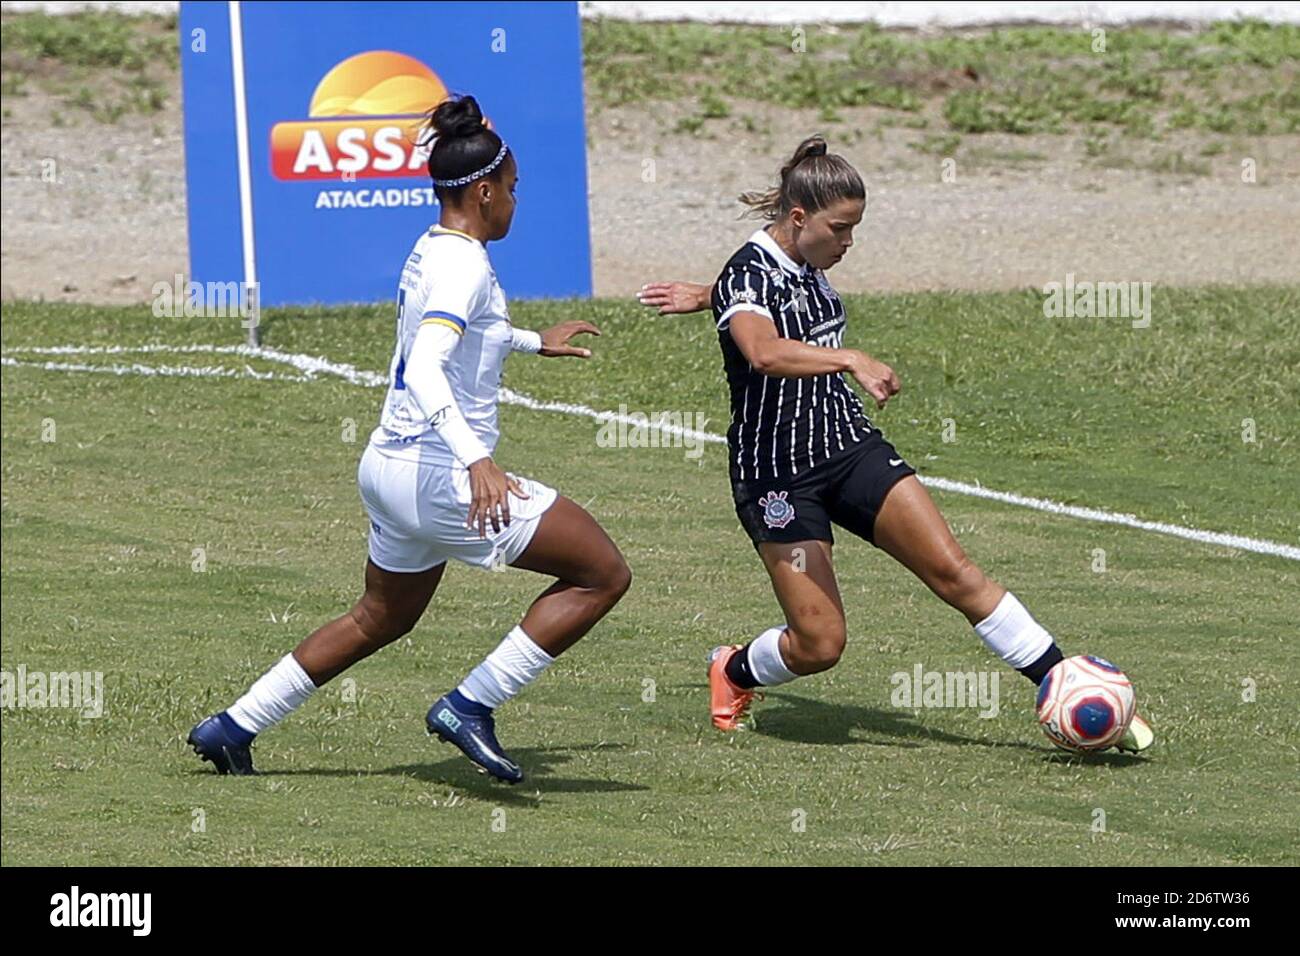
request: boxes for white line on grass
[2,344,387,386]
[1,357,312,382]
[5,343,1297,561]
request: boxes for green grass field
[2,286,1297,865]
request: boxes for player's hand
[540,320,601,358]
[466,457,529,537]
[848,352,901,409]
[637,281,711,315]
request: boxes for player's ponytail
[739,135,864,220]
[420,94,509,202]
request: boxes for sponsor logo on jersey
[807,315,845,337]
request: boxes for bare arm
[637,281,713,315]
[728,311,901,409]
[511,321,602,357]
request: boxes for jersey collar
[750,226,810,277]
[430,224,482,245]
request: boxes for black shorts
[732,433,917,547]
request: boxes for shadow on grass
[740,690,1149,765]
[195,742,649,804]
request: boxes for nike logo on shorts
[889,458,904,467]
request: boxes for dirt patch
[2,59,1296,305]
[587,98,1299,294]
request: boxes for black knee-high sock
[1018,644,1064,685]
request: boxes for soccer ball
[1035,655,1135,752]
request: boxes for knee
[788,620,847,673]
[352,599,419,646]
[601,552,632,604]
[572,548,632,608]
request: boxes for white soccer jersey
[368,225,513,465]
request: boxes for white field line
[4,342,1297,561]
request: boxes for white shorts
[358,444,559,573]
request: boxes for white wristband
[511,328,543,354]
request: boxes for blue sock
[448,688,492,716]
[218,710,256,744]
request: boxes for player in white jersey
[189,95,631,784]
[361,218,558,570]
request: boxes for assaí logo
[270,50,446,209]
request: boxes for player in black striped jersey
[639,136,1152,753]
[711,217,881,482]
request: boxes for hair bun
[779,135,829,182]
[740,134,863,220]
[431,95,486,140]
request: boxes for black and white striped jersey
[712,227,874,482]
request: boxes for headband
[431,142,510,188]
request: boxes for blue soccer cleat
[425,694,523,784]
[187,713,257,775]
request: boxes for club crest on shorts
[759,490,796,529]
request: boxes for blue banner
[180,1,591,306]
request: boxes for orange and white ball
[1036,655,1136,752]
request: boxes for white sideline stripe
[2,357,313,382]
[920,476,1300,560]
[498,386,725,447]
[1,344,388,387]
[495,387,1300,562]
[4,342,1297,562]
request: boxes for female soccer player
[638,136,1151,752]
[189,95,631,783]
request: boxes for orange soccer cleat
[708,644,761,731]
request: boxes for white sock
[748,625,798,686]
[226,652,317,735]
[974,592,1054,669]
[458,626,555,709]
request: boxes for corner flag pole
[228,0,260,347]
